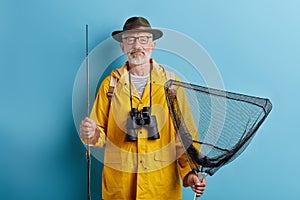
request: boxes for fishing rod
[85,24,91,200]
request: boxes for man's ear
[120,42,125,53]
[150,41,156,51]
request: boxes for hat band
[125,26,151,31]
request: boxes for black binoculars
[126,107,160,141]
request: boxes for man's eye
[127,37,135,42]
[139,37,147,42]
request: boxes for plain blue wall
[1,0,300,199]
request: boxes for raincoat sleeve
[83,76,111,148]
[176,136,193,181]
[173,80,200,181]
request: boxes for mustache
[127,48,145,55]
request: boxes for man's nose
[132,39,142,47]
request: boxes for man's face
[120,31,156,65]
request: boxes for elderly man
[80,16,206,199]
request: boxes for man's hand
[80,117,97,140]
[183,172,206,197]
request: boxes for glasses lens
[138,36,148,44]
[126,37,135,44]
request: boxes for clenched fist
[80,117,97,139]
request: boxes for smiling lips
[130,49,145,57]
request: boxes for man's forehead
[122,31,153,37]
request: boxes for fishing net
[165,80,272,176]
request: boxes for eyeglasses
[122,36,153,45]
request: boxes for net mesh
[165,80,272,176]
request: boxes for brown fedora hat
[112,16,163,42]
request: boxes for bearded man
[80,16,206,200]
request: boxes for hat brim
[112,29,163,42]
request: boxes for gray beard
[127,54,150,65]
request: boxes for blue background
[1,0,299,199]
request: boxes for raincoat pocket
[149,150,180,190]
[103,151,125,191]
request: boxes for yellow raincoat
[88,60,195,200]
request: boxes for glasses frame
[122,36,153,45]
